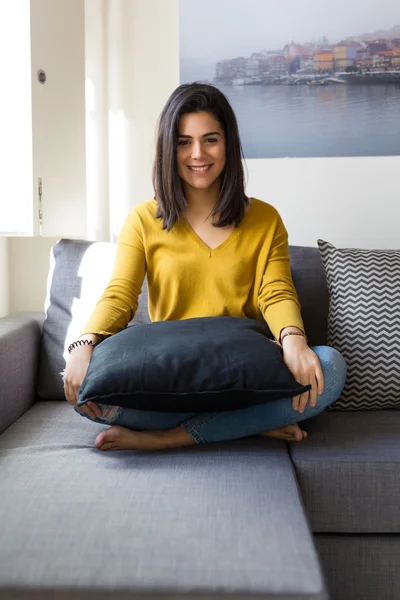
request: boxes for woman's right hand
[63,346,102,420]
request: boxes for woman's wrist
[279,327,307,346]
[68,339,97,354]
[78,333,104,344]
[68,333,104,355]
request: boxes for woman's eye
[177,138,218,146]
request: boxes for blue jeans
[75,346,346,444]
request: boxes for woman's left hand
[282,336,324,413]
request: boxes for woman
[64,83,346,452]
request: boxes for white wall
[107,0,180,235]
[7,0,400,316]
[246,156,400,249]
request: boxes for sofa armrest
[0,312,45,434]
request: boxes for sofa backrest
[289,246,329,347]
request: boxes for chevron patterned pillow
[318,239,400,410]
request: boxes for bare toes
[94,431,108,449]
[291,429,307,442]
[94,427,121,450]
[94,426,142,451]
[259,423,308,443]
[99,442,116,452]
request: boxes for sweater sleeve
[80,208,146,337]
[257,213,305,341]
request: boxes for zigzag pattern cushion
[318,239,400,410]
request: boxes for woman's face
[177,111,226,193]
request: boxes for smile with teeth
[188,164,212,173]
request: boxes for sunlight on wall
[84,0,135,243]
[85,75,110,242]
[108,108,131,242]
[85,77,100,241]
[84,0,110,242]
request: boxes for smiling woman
[176,111,237,249]
[62,82,346,452]
[177,115,225,191]
[177,115,225,198]
[153,83,249,232]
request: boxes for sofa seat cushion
[290,411,400,533]
[0,402,327,599]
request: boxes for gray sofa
[1,240,399,600]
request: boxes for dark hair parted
[153,82,249,231]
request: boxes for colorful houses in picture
[215,34,400,84]
[333,42,362,70]
[314,50,334,72]
[357,41,400,71]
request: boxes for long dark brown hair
[153,82,249,231]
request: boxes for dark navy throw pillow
[77,316,311,413]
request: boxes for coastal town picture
[180,0,400,158]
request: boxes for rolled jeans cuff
[180,412,220,444]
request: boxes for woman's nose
[191,141,206,159]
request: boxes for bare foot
[259,423,307,442]
[94,425,195,451]
[94,425,138,450]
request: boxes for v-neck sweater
[80,198,305,341]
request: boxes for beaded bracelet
[68,339,97,354]
[279,331,308,345]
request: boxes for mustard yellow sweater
[81,198,304,341]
